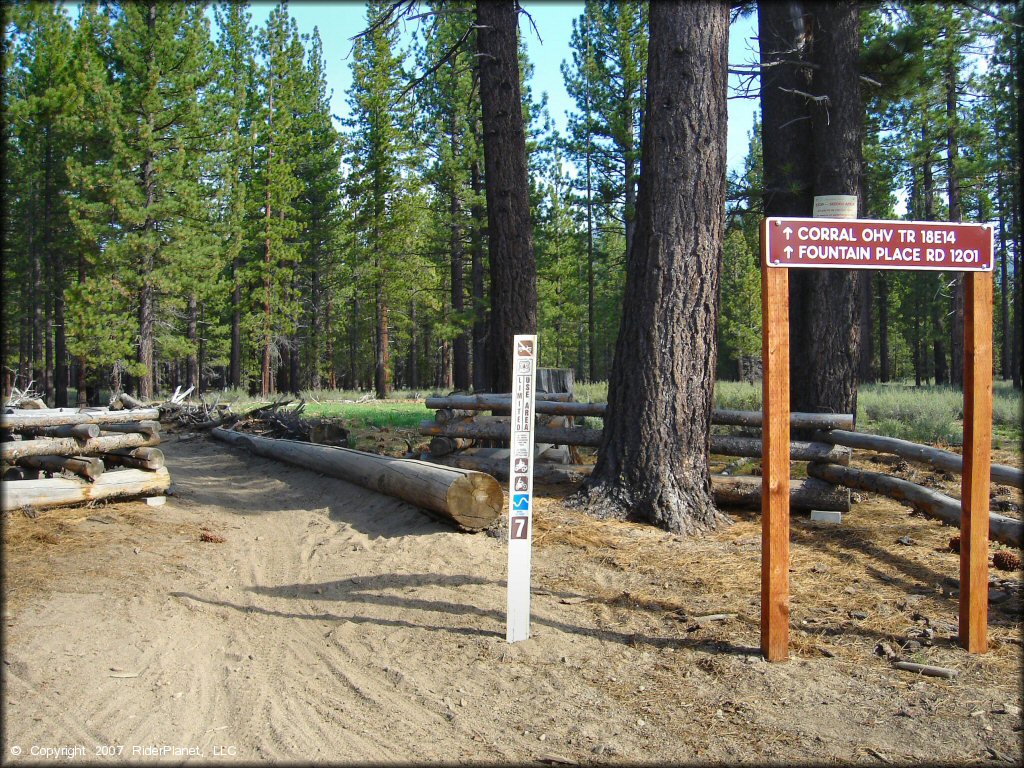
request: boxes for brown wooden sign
[764,217,993,271]
[759,218,994,663]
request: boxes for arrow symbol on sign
[784,246,793,257]
[783,227,793,240]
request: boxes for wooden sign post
[760,217,994,661]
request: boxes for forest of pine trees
[2,1,1020,406]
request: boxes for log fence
[418,393,1021,546]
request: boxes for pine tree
[476,0,537,393]
[2,2,79,404]
[295,27,344,391]
[249,4,305,397]
[212,1,258,391]
[577,0,729,534]
[414,1,480,390]
[345,0,421,399]
[561,1,647,380]
[63,2,128,400]
[65,2,216,399]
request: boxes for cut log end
[445,472,503,530]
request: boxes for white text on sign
[764,217,993,272]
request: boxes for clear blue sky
[250,1,760,174]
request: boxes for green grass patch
[300,400,430,429]
[713,380,762,411]
[201,378,1019,449]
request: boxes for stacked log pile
[1,406,169,511]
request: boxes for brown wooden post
[960,271,993,653]
[761,220,790,662]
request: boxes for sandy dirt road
[2,434,1021,764]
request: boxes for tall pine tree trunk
[476,0,536,393]
[932,295,948,385]
[577,0,729,535]
[137,4,158,401]
[44,125,65,406]
[230,258,242,388]
[374,274,390,399]
[348,297,359,390]
[262,233,273,397]
[30,191,44,392]
[325,292,336,389]
[309,251,322,391]
[858,275,873,382]
[261,74,276,399]
[186,294,199,392]
[1013,1,1023,388]
[408,297,419,389]
[758,1,815,407]
[997,169,1010,380]
[451,127,470,390]
[878,273,889,382]
[470,158,488,392]
[795,1,863,419]
[946,58,964,389]
[585,125,596,383]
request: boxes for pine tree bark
[575,0,729,535]
[229,254,242,388]
[470,158,488,392]
[476,0,536,393]
[794,1,864,419]
[758,1,816,408]
[451,127,470,391]
[408,297,419,389]
[878,273,890,382]
[186,294,198,392]
[946,56,964,389]
[309,251,322,391]
[374,275,390,399]
[997,168,1010,380]
[137,3,158,402]
[858,274,874,382]
[1013,1,1023,388]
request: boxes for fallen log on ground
[424,398,854,432]
[102,447,165,471]
[211,428,502,531]
[428,436,475,457]
[424,452,849,512]
[807,462,1022,547]
[427,394,600,417]
[1,432,160,462]
[1,467,170,512]
[711,409,854,431]
[711,475,850,512]
[18,455,105,481]
[111,392,147,410]
[817,429,1023,489]
[22,423,101,440]
[420,419,602,447]
[99,420,161,440]
[893,661,956,679]
[421,420,853,462]
[709,435,851,464]
[1,407,161,430]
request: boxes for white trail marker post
[506,334,538,643]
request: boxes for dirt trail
[2,435,1021,764]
